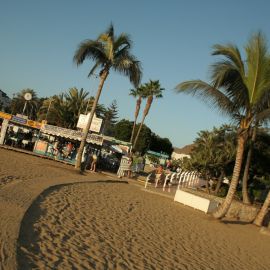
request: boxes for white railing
[145,170,208,192]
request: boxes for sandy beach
[1,148,270,269]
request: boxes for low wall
[180,188,260,222]
[174,189,219,213]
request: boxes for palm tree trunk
[213,134,246,219]
[242,127,257,204]
[133,114,146,150]
[253,189,270,226]
[214,169,225,195]
[133,96,153,150]
[130,97,141,143]
[75,70,109,170]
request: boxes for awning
[41,124,103,145]
[110,145,123,154]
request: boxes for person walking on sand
[90,151,98,172]
[155,164,164,187]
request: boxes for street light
[45,99,54,122]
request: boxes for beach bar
[33,124,103,164]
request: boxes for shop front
[0,111,42,150]
[33,124,103,165]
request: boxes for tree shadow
[220,219,252,225]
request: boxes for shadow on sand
[17,179,128,269]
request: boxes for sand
[1,148,270,270]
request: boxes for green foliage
[114,119,173,155]
[147,155,160,165]
[149,134,173,155]
[38,88,106,129]
[114,119,133,142]
[10,89,40,120]
[189,125,237,179]
[250,129,270,186]
[134,124,152,154]
[102,100,118,136]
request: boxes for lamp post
[45,99,54,122]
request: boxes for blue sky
[1,0,270,147]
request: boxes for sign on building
[77,113,103,133]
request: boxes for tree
[129,86,145,143]
[73,23,142,170]
[254,190,270,226]
[189,126,236,194]
[133,80,164,150]
[64,87,89,128]
[102,100,118,136]
[149,133,173,156]
[176,32,270,219]
[11,89,39,120]
[38,89,106,128]
[39,94,73,128]
[132,124,152,154]
[241,124,258,204]
[114,119,133,142]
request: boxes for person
[127,154,133,178]
[62,141,73,159]
[90,151,98,172]
[166,159,172,170]
[155,164,164,187]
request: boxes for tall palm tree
[129,85,145,144]
[176,32,270,219]
[73,24,142,170]
[133,80,164,150]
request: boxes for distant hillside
[173,144,194,155]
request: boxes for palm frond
[114,33,132,52]
[245,32,269,105]
[113,53,142,87]
[73,40,107,66]
[129,88,138,97]
[256,108,270,123]
[176,80,237,116]
[212,44,245,77]
[88,61,101,77]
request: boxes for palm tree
[192,130,216,192]
[241,123,258,204]
[39,94,73,128]
[73,24,142,170]
[11,89,39,119]
[133,80,164,150]
[176,32,270,219]
[129,85,145,144]
[213,126,236,194]
[65,87,89,128]
[253,190,270,226]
